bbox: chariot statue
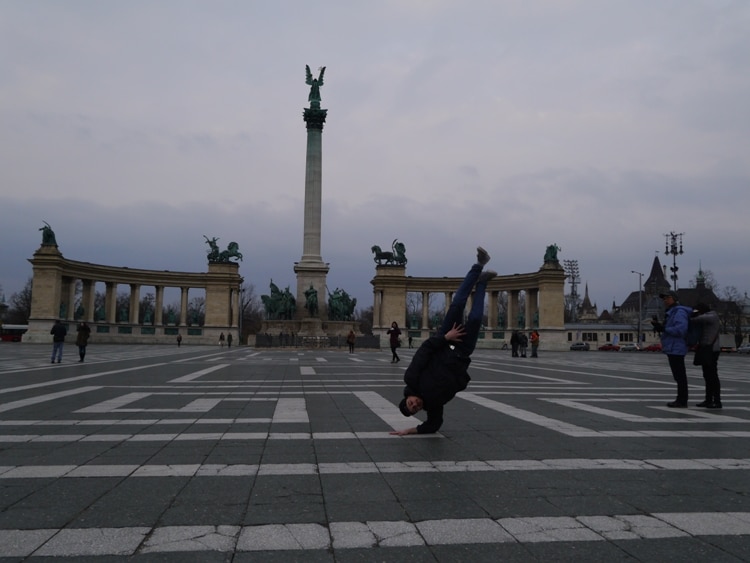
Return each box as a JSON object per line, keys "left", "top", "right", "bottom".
{"left": 204, "top": 236, "right": 242, "bottom": 263}
{"left": 371, "top": 239, "right": 407, "bottom": 266}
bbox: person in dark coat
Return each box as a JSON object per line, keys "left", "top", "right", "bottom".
{"left": 510, "top": 330, "right": 520, "bottom": 357}
{"left": 690, "top": 302, "right": 722, "bottom": 408}
{"left": 391, "top": 247, "right": 496, "bottom": 435}
{"left": 50, "top": 319, "right": 67, "bottom": 363}
{"left": 387, "top": 322, "right": 402, "bottom": 363}
{"left": 75, "top": 322, "right": 91, "bottom": 362}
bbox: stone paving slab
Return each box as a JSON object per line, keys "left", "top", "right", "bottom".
{"left": 0, "top": 345, "right": 749, "bottom": 560}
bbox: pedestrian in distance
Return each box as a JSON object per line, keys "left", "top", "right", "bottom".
{"left": 219, "top": 332, "right": 225, "bottom": 347}
{"left": 408, "top": 335, "right": 413, "bottom": 349}
{"left": 50, "top": 319, "right": 67, "bottom": 363}
{"left": 519, "top": 332, "right": 528, "bottom": 358}
{"left": 651, "top": 290, "right": 692, "bottom": 407}
{"left": 690, "top": 302, "right": 722, "bottom": 408}
{"left": 510, "top": 330, "right": 520, "bottom": 357}
{"left": 530, "top": 330, "right": 540, "bottom": 358}
{"left": 387, "top": 321, "right": 402, "bottom": 363}
{"left": 227, "top": 333, "right": 233, "bottom": 348}
{"left": 346, "top": 330, "right": 356, "bottom": 353}
{"left": 75, "top": 321, "right": 91, "bottom": 362}
{"left": 391, "top": 247, "right": 497, "bottom": 435}
{"left": 176, "top": 334, "right": 182, "bottom": 347}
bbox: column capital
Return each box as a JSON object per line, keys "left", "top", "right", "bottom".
{"left": 303, "top": 107, "right": 328, "bottom": 130}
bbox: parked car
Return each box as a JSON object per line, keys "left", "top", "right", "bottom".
{"left": 598, "top": 343, "right": 620, "bottom": 351}
{"left": 737, "top": 344, "right": 750, "bottom": 354}
{"left": 570, "top": 342, "right": 590, "bottom": 351}
{"left": 644, "top": 343, "right": 662, "bottom": 352}
{"left": 619, "top": 343, "right": 640, "bottom": 352}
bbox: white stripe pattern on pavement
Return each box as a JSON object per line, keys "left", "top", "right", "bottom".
{"left": 1, "top": 458, "right": 748, "bottom": 478}
{"left": 2, "top": 512, "right": 750, "bottom": 556}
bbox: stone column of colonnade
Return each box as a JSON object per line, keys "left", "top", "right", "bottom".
{"left": 129, "top": 284, "right": 140, "bottom": 325}
{"left": 155, "top": 286, "right": 164, "bottom": 326}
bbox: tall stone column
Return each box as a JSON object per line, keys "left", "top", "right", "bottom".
{"left": 294, "top": 101, "right": 330, "bottom": 319}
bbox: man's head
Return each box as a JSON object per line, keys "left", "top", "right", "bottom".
{"left": 659, "top": 290, "right": 678, "bottom": 307}
{"left": 399, "top": 395, "right": 424, "bottom": 416}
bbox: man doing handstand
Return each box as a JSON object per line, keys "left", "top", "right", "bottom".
{"left": 391, "top": 247, "right": 496, "bottom": 435}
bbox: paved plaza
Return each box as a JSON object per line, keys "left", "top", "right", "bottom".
{"left": 0, "top": 342, "right": 749, "bottom": 561}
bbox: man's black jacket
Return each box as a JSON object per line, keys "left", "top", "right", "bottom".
{"left": 402, "top": 335, "right": 471, "bottom": 433}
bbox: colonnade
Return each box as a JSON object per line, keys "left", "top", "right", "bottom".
{"left": 371, "top": 262, "right": 568, "bottom": 350}
{"left": 24, "top": 244, "right": 242, "bottom": 344}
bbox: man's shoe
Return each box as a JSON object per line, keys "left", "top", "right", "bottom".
{"left": 477, "top": 247, "right": 491, "bottom": 266}
{"left": 705, "top": 402, "right": 722, "bottom": 409}
{"left": 477, "top": 270, "right": 497, "bottom": 284}
{"left": 667, "top": 401, "right": 687, "bottom": 408}
{"left": 695, "top": 401, "right": 710, "bottom": 407}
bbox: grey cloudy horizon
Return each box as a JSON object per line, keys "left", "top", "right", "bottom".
{"left": 2, "top": 1, "right": 749, "bottom": 313}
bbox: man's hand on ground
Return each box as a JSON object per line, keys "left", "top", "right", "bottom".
{"left": 389, "top": 427, "right": 418, "bottom": 436}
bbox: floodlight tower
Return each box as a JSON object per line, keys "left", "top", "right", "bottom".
{"left": 631, "top": 270, "right": 643, "bottom": 346}
{"left": 664, "top": 232, "right": 684, "bottom": 291}
{"left": 562, "top": 259, "right": 580, "bottom": 322}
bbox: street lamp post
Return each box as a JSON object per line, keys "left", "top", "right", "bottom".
{"left": 631, "top": 270, "right": 643, "bottom": 347}
{"left": 664, "top": 232, "right": 684, "bottom": 291}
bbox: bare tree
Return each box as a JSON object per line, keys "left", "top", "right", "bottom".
{"left": 355, "top": 306, "right": 373, "bottom": 335}
{"left": 6, "top": 278, "right": 33, "bottom": 324}
{"left": 240, "top": 283, "right": 263, "bottom": 341}
{"left": 187, "top": 296, "right": 205, "bottom": 326}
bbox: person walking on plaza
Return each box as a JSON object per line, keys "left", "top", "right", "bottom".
{"left": 176, "top": 334, "right": 182, "bottom": 347}
{"left": 530, "top": 330, "right": 540, "bottom": 358}
{"left": 50, "top": 319, "right": 67, "bottom": 363}
{"left": 227, "top": 333, "right": 233, "bottom": 348}
{"left": 651, "top": 290, "right": 692, "bottom": 407}
{"left": 391, "top": 247, "right": 497, "bottom": 435}
{"left": 75, "top": 321, "right": 91, "bottom": 362}
{"left": 219, "top": 332, "right": 225, "bottom": 347}
{"left": 346, "top": 330, "right": 356, "bottom": 353}
{"left": 387, "top": 321, "right": 402, "bottom": 363}
{"left": 690, "top": 302, "right": 722, "bottom": 408}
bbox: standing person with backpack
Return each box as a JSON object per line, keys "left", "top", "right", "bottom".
{"left": 690, "top": 303, "right": 722, "bottom": 408}
{"left": 651, "top": 290, "right": 692, "bottom": 407}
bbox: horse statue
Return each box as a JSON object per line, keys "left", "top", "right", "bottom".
{"left": 371, "top": 239, "right": 407, "bottom": 266}
{"left": 371, "top": 245, "right": 394, "bottom": 265}
{"left": 327, "top": 287, "right": 357, "bottom": 321}
{"left": 261, "top": 280, "right": 296, "bottom": 320}
{"left": 218, "top": 241, "right": 243, "bottom": 262}
{"left": 206, "top": 236, "right": 242, "bottom": 262}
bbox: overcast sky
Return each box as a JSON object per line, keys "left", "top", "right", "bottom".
{"left": 2, "top": 1, "right": 749, "bottom": 314}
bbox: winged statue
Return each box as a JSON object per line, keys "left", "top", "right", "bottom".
{"left": 305, "top": 65, "right": 326, "bottom": 107}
